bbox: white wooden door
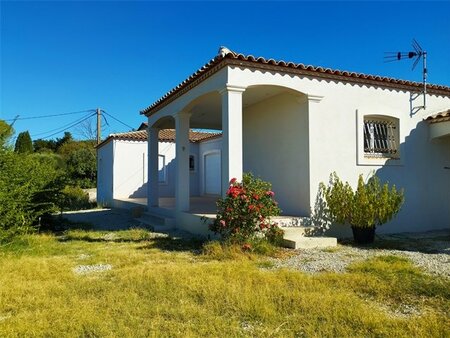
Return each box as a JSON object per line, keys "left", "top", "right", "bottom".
{"left": 204, "top": 152, "right": 221, "bottom": 195}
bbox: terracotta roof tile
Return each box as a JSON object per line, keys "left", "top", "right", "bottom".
{"left": 141, "top": 47, "right": 450, "bottom": 116}
{"left": 97, "top": 129, "right": 221, "bottom": 148}
{"left": 158, "top": 129, "right": 222, "bottom": 142}
{"left": 425, "top": 109, "right": 450, "bottom": 124}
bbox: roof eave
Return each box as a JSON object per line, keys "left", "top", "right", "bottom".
{"left": 141, "top": 51, "right": 450, "bottom": 117}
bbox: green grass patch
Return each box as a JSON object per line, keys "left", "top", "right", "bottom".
{"left": 348, "top": 255, "right": 450, "bottom": 307}
{"left": 0, "top": 232, "right": 448, "bottom": 337}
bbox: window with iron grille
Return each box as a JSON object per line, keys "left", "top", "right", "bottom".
{"left": 363, "top": 118, "right": 398, "bottom": 156}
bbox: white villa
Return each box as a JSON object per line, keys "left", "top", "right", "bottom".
{"left": 102, "top": 47, "right": 450, "bottom": 237}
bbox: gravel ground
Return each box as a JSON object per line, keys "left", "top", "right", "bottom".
{"left": 270, "top": 230, "right": 450, "bottom": 278}
{"left": 62, "top": 209, "right": 449, "bottom": 278}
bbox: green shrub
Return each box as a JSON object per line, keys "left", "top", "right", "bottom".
{"left": 58, "top": 186, "right": 91, "bottom": 212}
{"left": 209, "top": 173, "right": 283, "bottom": 244}
{"left": 64, "top": 146, "right": 96, "bottom": 188}
{"left": 0, "top": 120, "right": 13, "bottom": 149}
{"left": 0, "top": 150, "right": 64, "bottom": 242}
{"left": 320, "top": 172, "right": 404, "bottom": 229}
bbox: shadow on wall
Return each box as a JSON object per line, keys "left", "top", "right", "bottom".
{"left": 317, "top": 120, "right": 450, "bottom": 238}
{"left": 129, "top": 158, "right": 177, "bottom": 199}
{"left": 374, "top": 120, "right": 450, "bottom": 233}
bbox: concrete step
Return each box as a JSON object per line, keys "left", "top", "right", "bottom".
{"left": 281, "top": 226, "right": 314, "bottom": 237}
{"left": 281, "top": 226, "right": 337, "bottom": 249}
{"left": 283, "top": 236, "right": 337, "bottom": 249}
{"left": 135, "top": 212, "right": 176, "bottom": 232}
{"left": 272, "top": 216, "right": 308, "bottom": 227}
{"left": 147, "top": 206, "right": 174, "bottom": 218}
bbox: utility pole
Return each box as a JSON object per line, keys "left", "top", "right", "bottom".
{"left": 96, "top": 108, "right": 101, "bottom": 145}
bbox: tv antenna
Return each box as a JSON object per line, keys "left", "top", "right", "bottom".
{"left": 384, "top": 39, "right": 427, "bottom": 110}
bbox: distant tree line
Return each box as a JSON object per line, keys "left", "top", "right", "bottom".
{"left": 14, "top": 130, "right": 97, "bottom": 188}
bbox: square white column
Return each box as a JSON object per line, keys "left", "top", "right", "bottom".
{"left": 220, "top": 85, "right": 246, "bottom": 197}
{"left": 148, "top": 126, "right": 159, "bottom": 207}
{"left": 175, "top": 112, "right": 191, "bottom": 212}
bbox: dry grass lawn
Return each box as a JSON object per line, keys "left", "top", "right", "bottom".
{"left": 0, "top": 229, "right": 448, "bottom": 337}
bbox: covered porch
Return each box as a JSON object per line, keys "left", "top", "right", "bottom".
{"left": 140, "top": 50, "right": 322, "bottom": 235}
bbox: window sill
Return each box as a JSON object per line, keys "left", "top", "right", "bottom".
{"left": 358, "top": 155, "right": 403, "bottom": 167}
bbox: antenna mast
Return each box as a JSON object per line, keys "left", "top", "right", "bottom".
{"left": 384, "top": 39, "right": 427, "bottom": 109}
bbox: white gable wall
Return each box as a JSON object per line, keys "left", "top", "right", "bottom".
{"left": 113, "top": 140, "right": 148, "bottom": 199}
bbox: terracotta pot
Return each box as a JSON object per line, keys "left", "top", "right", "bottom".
{"left": 351, "top": 226, "right": 375, "bottom": 244}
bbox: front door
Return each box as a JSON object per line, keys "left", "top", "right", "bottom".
{"left": 204, "top": 152, "right": 221, "bottom": 195}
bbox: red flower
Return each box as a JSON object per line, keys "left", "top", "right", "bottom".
{"left": 229, "top": 178, "right": 237, "bottom": 184}
{"left": 253, "top": 194, "right": 260, "bottom": 200}
{"left": 266, "top": 191, "right": 275, "bottom": 197}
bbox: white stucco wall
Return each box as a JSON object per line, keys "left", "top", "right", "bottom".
{"left": 229, "top": 65, "right": 450, "bottom": 234}
{"left": 157, "top": 141, "right": 176, "bottom": 197}
{"left": 306, "top": 83, "right": 450, "bottom": 235}
{"left": 113, "top": 140, "right": 149, "bottom": 199}
{"left": 189, "top": 143, "right": 200, "bottom": 196}
{"left": 97, "top": 141, "right": 114, "bottom": 206}
{"left": 243, "top": 93, "right": 310, "bottom": 215}
{"left": 158, "top": 142, "right": 200, "bottom": 197}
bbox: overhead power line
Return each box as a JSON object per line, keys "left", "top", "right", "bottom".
{"left": 3, "top": 109, "right": 95, "bottom": 122}
{"left": 102, "top": 111, "right": 134, "bottom": 130}
{"left": 8, "top": 108, "right": 134, "bottom": 143}
{"left": 32, "top": 112, "right": 96, "bottom": 138}
{"left": 10, "top": 112, "right": 96, "bottom": 143}
{"left": 40, "top": 113, "right": 97, "bottom": 140}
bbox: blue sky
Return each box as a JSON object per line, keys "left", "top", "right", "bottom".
{"left": 1, "top": 1, "right": 449, "bottom": 141}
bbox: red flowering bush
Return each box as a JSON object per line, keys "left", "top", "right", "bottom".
{"left": 209, "top": 173, "right": 283, "bottom": 244}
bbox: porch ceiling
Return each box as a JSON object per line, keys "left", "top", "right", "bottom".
{"left": 429, "top": 120, "right": 450, "bottom": 139}
{"left": 186, "top": 86, "right": 303, "bottom": 130}
{"left": 426, "top": 109, "right": 450, "bottom": 139}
